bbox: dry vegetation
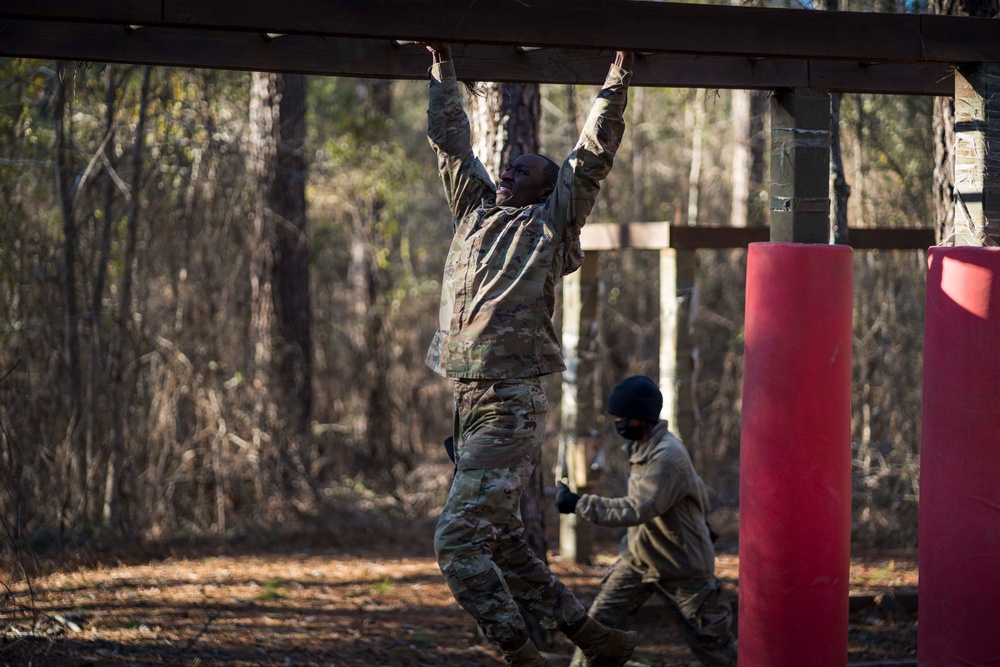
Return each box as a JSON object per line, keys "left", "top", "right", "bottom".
{"left": 0, "top": 33, "right": 939, "bottom": 667}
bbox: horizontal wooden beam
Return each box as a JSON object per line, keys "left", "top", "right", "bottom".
{"left": 0, "top": 20, "right": 955, "bottom": 95}
{"left": 580, "top": 224, "right": 936, "bottom": 250}
{"left": 2, "top": 0, "right": 999, "bottom": 65}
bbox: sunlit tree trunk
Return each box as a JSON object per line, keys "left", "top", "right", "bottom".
{"left": 53, "top": 61, "right": 86, "bottom": 531}
{"left": 731, "top": 89, "right": 752, "bottom": 229}
{"left": 89, "top": 65, "right": 118, "bottom": 521}
{"left": 249, "top": 71, "right": 314, "bottom": 502}
{"left": 349, "top": 79, "right": 398, "bottom": 472}
{"left": 105, "top": 66, "right": 152, "bottom": 530}
{"left": 687, "top": 91, "right": 706, "bottom": 227}
{"left": 470, "top": 83, "right": 541, "bottom": 179}
{"left": 933, "top": 92, "right": 956, "bottom": 243}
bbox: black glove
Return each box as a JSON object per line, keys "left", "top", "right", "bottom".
{"left": 555, "top": 482, "right": 581, "bottom": 514}
{"left": 443, "top": 436, "right": 455, "bottom": 464}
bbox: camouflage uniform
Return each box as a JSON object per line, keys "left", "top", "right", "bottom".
{"left": 427, "top": 58, "right": 631, "bottom": 648}
{"left": 571, "top": 421, "right": 737, "bottom": 667}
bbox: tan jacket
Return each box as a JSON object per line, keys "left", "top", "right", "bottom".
{"left": 424, "top": 60, "right": 631, "bottom": 379}
{"left": 575, "top": 421, "right": 716, "bottom": 582}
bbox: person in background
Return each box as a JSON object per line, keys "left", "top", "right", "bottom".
{"left": 422, "top": 42, "right": 637, "bottom": 667}
{"left": 556, "top": 375, "right": 737, "bottom": 667}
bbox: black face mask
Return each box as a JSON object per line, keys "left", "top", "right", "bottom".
{"left": 614, "top": 420, "right": 646, "bottom": 441}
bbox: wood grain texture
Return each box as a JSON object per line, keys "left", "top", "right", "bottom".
{"left": 2, "top": 0, "right": 998, "bottom": 64}
{"left": 0, "top": 20, "right": 954, "bottom": 95}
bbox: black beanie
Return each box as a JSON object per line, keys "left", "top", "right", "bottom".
{"left": 607, "top": 375, "right": 662, "bottom": 423}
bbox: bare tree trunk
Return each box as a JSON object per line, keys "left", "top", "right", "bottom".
{"left": 825, "top": 0, "right": 852, "bottom": 244}
{"left": 249, "top": 71, "right": 315, "bottom": 503}
{"left": 631, "top": 87, "right": 646, "bottom": 223}
{"left": 269, "top": 73, "right": 312, "bottom": 436}
{"left": 830, "top": 92, "right": 851, "bottom": 244}
{"left": 736, "top": 0, "right": 769, "bottom": 229}
{"left": 248, "top": 73, "right": 278, "bottom": 498}
{"left": 731, "top": 89, "right": 752, "bottom": 229}
{"left": 933, "top": 93, "right": 956, "bottom": 243}
{"left": 105, "top": 66, "right": 152, "bottom": 530}
{"left": 470, "top": 83, "right": 541, "bottom": 178}
{"left": 349, "top": 79, "right": 398, "bottom": 472}
{"left": 53, "top": 61, "right": 86, "bottom": 531}
{"left": 854, "top": 94, "right": 867, "bottom": 229}
{"left": 749, "top": 90, "right": 769, "bottom": 227}
{"left": 90, "top": 65, "right": 118, "bottom": 522}
{"left": 687, "top": 92, "right": 706, "bottom": 227}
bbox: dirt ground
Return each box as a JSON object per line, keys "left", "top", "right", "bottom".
{"left": 1, "top": 531, "right": 918, "bottom": 667}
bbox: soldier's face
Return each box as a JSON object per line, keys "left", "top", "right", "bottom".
{"left": 496, "top": 154, "right": 550, "bottom": 208}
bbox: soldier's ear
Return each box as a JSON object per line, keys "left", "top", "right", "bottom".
{"left": 538, "top": 185, "right": 554, "bottom": 202}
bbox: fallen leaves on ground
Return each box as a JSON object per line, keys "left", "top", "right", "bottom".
{"left": 1, "top": 545, "right": 917, "bottom": 666}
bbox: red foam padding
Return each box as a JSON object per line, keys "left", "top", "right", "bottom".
{"left": 738, "top": 243, "right": 853, "bottom": 667}
{"left": 920, "top": 246, "right": 1000, "bottom": 667}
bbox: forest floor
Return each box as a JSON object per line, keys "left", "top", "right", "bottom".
{"left": 1, "top": 516, "right": 918, "bottom": 667}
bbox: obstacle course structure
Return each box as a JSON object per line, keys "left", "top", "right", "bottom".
{"left": 3, "top": 2, "right": 998, "bottom": 664}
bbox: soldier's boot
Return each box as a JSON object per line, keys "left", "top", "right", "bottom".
{"left": 567, "top": 617, "right": 637, "bottom": 667}
{"left": 500, "top": 638, "right": 556, "bottom": 667}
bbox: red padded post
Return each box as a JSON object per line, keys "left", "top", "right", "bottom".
{"left": 738, "top": 242, "right": 853, "bottom": 667}
{"left": 920, "top": 247, "right": 1000, "bottom": 667}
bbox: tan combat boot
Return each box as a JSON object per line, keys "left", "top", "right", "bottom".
{"left": 500, "top": 638, "right": 556, "bottom": 667}
{"left": 567, "top": 617, "right": 637, "bottom": 667}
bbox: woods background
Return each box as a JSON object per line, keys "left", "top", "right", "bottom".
{"left": 5, "top": 0, "right": 984, "bottom": 568}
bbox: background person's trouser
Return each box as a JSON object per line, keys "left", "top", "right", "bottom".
{"left": 434, "top": 378, "right": 588, "bottom": 647}
{"left": 570, "top": 558, "right": 736, "bottom": 667}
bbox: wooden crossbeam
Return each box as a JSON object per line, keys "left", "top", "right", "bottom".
{"left": 580, "top": 224, "right": 936, "bottom": 250}
{"left": 2, "top": 0, "right": 999, "bottom": 65}
{"left": 0, "top": 19, "right": 956, "bottom": 95}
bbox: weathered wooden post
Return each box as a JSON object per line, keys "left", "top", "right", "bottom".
{"left": 768, "top": 89, "right": 833, "bottom": 244}
{"left": 559, "top": 252, "right": 600, "bottom": 563}
{"left": 659, "top": 247, "right": 698, "bottom": 445}
{"left": 951, "top": 63, "right": 1000, "bottom": 247}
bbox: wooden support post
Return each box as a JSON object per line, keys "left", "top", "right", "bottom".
{"left": 659, "top": 248, "right": 698, "bottom": 445}
{"left": 559, "top": 252, "right": 600, "bottom": 564}
{"left": 769, "top": 89, "right": 832, "bottom": 243}
{"left": 954, "top": 62, "right": 1000, "bottom": 246}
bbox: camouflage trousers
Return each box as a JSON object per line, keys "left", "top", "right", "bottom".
{"left": 570, "top": 558, "right": 737, "bottom": 667}
{"left": 434, "top": 378, "right": 588, "bottom": 647}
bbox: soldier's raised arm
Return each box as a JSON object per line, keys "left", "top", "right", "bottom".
{"left": 422, "top": 42, "right": 495, "bottom": 224}
{"left": 548, "top": 50, "right": 634, "bottom": 275}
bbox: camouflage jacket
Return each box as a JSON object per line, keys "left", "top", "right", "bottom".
{"left": 425, "top": 60, "right": 631, "bottom": 379}
{"left": 576, "top": 421, "right": 717, "bottom": 583}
